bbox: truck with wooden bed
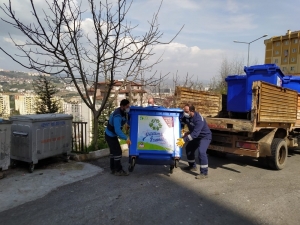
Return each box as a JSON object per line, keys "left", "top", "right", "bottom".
{"left": 175, "top": 81, "right": 300, "bottom": 170}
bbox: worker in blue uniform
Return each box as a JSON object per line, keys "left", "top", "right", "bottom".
{"left": 177, "top": 104, "right": 212, "bottom": 179}
{"left": 105, "top": 99, "right": 131, "bottom": 176}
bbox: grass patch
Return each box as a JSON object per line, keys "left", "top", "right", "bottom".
{"left": 137, "top": 142, "right": 171, "bottom": 151}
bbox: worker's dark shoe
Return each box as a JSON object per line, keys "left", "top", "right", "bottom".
{"left": 110, "top": 170, "right": 115, "bottom": 174}
{"left": 114, "top": 169, "right": 129, "bottom": 176}
{"left": 182, "top": 166, "right": 197, "bottom": 172}
{"left": 195, "top": 174, "right": 208, "bottom": 180}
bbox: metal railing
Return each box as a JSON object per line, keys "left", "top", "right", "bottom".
{"left": 72, "top": 121, "right": 88, "bottom": 153}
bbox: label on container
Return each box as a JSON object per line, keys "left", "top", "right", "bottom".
{"left": 137, "top": 115, "right": 176, "bottom": 151}
{"left": 277, "top": 76, "right": 282, "bottom": 87}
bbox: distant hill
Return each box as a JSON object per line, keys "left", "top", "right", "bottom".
{"left": 0, "top": 71, "right": 31, "bottom": 78}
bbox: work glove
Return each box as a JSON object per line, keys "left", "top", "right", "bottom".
{"left": 126, "top": 138, "right": 131, "bottom": 146}
{"left": 176, "top": 138, "right": 185, "bottom": 148}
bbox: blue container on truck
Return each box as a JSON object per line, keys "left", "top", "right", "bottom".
{"left": 226, "top": 64, "right": 285, "bottom": 113}
{"left": 225, "top": 75, "right": 247, "bottom": 112}
{"left": 128, "top": 106, "right": 183, "bottom": 173}
{"left": 245, "top": 64, "right": 284, "bottom": 112}
{"left": 282, "top": 75, "right": 300, "bottom": 93}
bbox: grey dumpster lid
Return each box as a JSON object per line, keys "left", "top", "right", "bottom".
{"left": 0, "top": 119, "right": 12, "bottom": 124}
{"left": 9, "top": 114, "right": 73, "bottom": 122}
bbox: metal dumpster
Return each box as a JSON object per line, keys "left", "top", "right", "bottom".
{"left": 9, "top": 114, "right": 73, "bottom": 172}
{"left": 0, "top": 120, "right": 12, "bottom": 171}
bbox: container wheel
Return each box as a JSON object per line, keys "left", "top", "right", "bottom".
{"left": 10, "top": 159, "right": 18, "bottom": 169}
{"left": 128, "top": 157, "right": 136, "bottom": 172}
{"left": 28, "top": 163, "right": 35, "bottom": 173}
{"left": 128, "top": 165, "right": 134, "bottom": 172}
{"left": 269, "top": 138, "right": 288, "bottom": 170}
{"left": 170, "top": 165, "right": 174, "bottom": 174}
{"left": 64, "top": 155, "right": 70, "bottom": 163}
{"left": 174, "top": 159, "right": 179, "bottom": 168}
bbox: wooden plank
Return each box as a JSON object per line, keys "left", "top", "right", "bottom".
{"left": 256, "top": 122, "right": 293, "bottom": 129}
{"left": 206, "top": 117, "right": 253, "bottom": 132}
{"left": 295, "top": 94, "right": 300, "bottom": 127}
{"left": 256, "top": 81, "right": 298, "bottom": 123}
{"left": 175, "top": 86, "right": 222, "bottom": 117}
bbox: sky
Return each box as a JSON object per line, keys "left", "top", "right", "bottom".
{"left": 0, "top": 0, "right": 299, "bottom": 84}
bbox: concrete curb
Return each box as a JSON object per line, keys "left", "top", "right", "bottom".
{"left": 71, "top": 144, "right": 128, "bottom": 162}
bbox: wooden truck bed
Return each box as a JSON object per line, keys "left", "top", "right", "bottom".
{"left": 176, "top": 81, "right": 298, "bottom": 132}
{"left": 175, "top": 87, "right": 222, "bottom": 117}
{"left": 295, "top": 94, "right": 300, "bottom": 128}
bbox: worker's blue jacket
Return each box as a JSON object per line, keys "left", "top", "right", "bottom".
{"left": 180, "top": 111, "right": 212, "bottom": 142}
{"left": 105, "top": 108, "right": 128, "bottom": 140}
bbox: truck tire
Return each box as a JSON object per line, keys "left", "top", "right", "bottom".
{"left": 269, "top": 138, "right": 288, "bottom": 170}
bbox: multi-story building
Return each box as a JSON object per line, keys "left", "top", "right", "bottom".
{"left": 264, "top": 30, "right": 300, "bottom": 74}
{"left": 92, "top": 79, "right": 147, "bottom": 106}
{"left": 63, "top": 96, "right": 103, "bottom": 146}
{"left": 0, "top": 94, "right": 10, "bottom": 118}
{"left": 15, "top": 94, "right": 36, "bottom": 115}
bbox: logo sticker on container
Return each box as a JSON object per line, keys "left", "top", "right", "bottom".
{"left": 137, "top": 115, "right": 175, "bottom": 151}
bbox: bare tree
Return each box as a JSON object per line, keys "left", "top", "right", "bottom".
{"left": 209, "top": 56, "right": 245, "bottom": 94}
{"left": 0, "top": 0, "right": 183, "bottom": 149}
{"left": 144, "top": 71, "right": 204, "bottom": 108}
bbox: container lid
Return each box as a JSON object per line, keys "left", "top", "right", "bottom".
{"left": 0, "top": 119, "right": 12, "bottom": 124}
{"left": 129, "top": 106, "right": 183, "bottom": 113}
{"left": 288, "top": 76, "right": 300, "bottom": 81}
{"left": 225, "top": 75, "right": 246, "bottom": 81}
{"left": 9, "top": 113, "right": 73, "bottom": 122}
{"left": 283, "top": 75, "right": 291, "bottom": 80}
{"left": 244, "top": 64, "right": 285, "bottom": 78}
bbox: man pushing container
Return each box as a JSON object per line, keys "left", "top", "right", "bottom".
{"left": 177, "top": 104, "right": 212, "bottom": 179}
{"left": 105, "top": 99, "right": 131, "bottom": 176}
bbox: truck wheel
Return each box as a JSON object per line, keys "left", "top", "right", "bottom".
{"left": 270, "top": 138, "right": 287, "bottom": 170}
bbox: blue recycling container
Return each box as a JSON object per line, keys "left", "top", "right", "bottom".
{"left": 225, "top": 75, "right": 248, "bottom": 112}
{"left": 244, "top": 64, "right": 284, "bottom": 112}
{"left": 128, "top": 106, "right": 183, "bottom": 172}
{"left": 225, "top": 64, "right": 285, "bottom": 113}
{"left": 245, "top": 64, "right": 284, "bottom": 88}
{"left": 282, "top": 75, "right": 300, "bottom": 93}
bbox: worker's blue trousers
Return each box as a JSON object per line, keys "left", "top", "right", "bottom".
{"left": 186, "top": 138, "right": 211, "bottom": 175}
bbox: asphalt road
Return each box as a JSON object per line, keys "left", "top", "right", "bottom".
{"left": 1, "top": 150, "right": 300, "bottom": 225}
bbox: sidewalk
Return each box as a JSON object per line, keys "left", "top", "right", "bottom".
{"left": 0, "top": 158, "right": 103, "bottom": 212}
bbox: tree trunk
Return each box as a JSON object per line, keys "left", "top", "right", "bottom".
{"left": 92, "top": 111, "right": 99, "bottom": 151}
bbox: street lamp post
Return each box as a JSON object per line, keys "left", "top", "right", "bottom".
{"left": 234, "top": 34, "right": 268, "bottom": 67}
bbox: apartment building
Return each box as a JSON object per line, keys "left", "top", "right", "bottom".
{"left": 0, "top": 94, "right": 10, "bottom": 118}
{"left": 63, "top": 96, "right": 102, "bottom": 146}
{"left": 15, "top": 94, "right": 36, "bottom": 115}
{"left": 264, "top": 30, "right": 300, "bottom": 74}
